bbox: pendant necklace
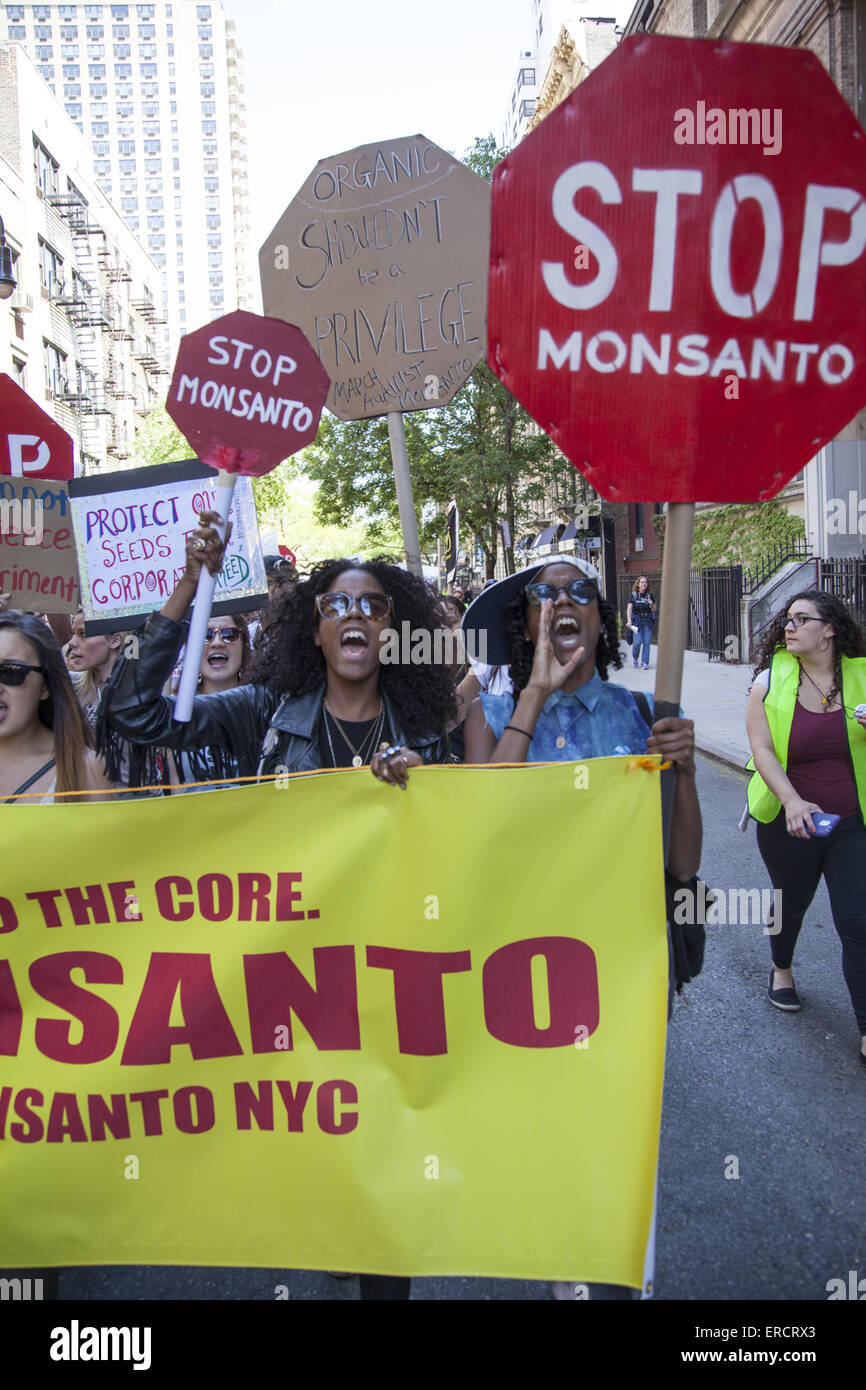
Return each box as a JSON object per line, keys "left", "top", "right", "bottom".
{"left": 799, "top": 665, "right": 838, "bottom": 709}
{"left": 324, "top": 703, "right": 384, "bottom": 767}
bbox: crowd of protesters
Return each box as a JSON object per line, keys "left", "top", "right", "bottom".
{"left": 2, "top": 516, "right": 865, "bottom": 1298}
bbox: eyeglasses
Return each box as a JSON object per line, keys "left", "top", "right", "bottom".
{"left": 0, "top": 660, "right": 46, "bottom": 686}
{"left": 784, "top": 614, "right": 824, "bottom": 629}
{"left": 315, "top": 592, "right": 392, "bottom": 622}
{"left": 204, "top": 627, "right": 242, "bottom": 643}
{"left": 526, "top": 578, "right": 598, "bottom": 607}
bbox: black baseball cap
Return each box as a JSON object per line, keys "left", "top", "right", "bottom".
{"left": 461, "top": 555, "right": 601, "bottom": 666}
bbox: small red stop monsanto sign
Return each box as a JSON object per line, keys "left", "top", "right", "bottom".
{"left": 166, "top": 310, "right": 330, "bottom": 476}
{"left": 488, "top": 37, "right": 866, "bottom": 502}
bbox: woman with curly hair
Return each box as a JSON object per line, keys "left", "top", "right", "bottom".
{"left": 100, "top": 512, "right": 456, "bottom": 790}
{"left": 0, "top": 610, "right": 111, "bottom": 804}
{"left": 462, "top": 557, "right": 701, "bottom": 881}
{"left": 746, "top": 589, "right": 866, "bottom": 1066}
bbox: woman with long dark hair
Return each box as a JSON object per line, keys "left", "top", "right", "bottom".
{"left": 0, "top": 610, "right": 111, "bottom": 803}
{"left": 100, "top": 515, "right": 456, "bottom": 788}
{"left": 746, "top": 589, "right": 866, "bottom": 1066}
{"left": 100, "top": 517, "right": 457, "bottom": 1297}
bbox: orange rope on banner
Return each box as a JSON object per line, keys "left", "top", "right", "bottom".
{"left": 1, "top": 755, "right": 669, "bottom": 801}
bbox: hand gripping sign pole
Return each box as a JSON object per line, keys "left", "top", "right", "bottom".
{"left": 164, "top": 310, "right": 329, "bottom": 721}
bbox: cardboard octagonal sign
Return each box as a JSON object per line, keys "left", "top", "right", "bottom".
{"left": 259, "top": 135, "right": 491, "bottom": 420}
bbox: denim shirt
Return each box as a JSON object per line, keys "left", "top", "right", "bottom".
{"left": 480, "top": 673, "right": 654, "bottom": 761}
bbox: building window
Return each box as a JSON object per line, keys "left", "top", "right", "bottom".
{"left": 66, "top": 103, "right": 83, "bottom": 121}
{"left": 140, "top": 62, "right": 157, "bottom": 76}
{"left": 146, "top": 197, "right": 162, "bottom": 211}
{"left": 120, "top": 159, "right": 137, "bottom": 174}
{"left": 44, "top": 341, "right": 69, "bottom": 395}
{"left": 206, "top": 215, "right": 220, "bottom": 231}
{"left": 207, "top": 252, "right": 221, "bottom": 267}
{"left": 114, "top": 42, "right": 131, "bottom": 58}
{"left": 87, "top": 24, "right": 104, "bottom": 38}
{"left": 62, "top": 64, "right": 80, "bottom": 79}
{"left": 33, "top": 138, "right": 59, "bottom": 196}
{"left": 200, "top": 64, "right": 213, "bottom": 79}
{"left": 60, "top": 44, "right": 79, "bottom": 59}
{"left": 36, "top": 45, "right": 55, "bottom": 61}
{"left": 33, "top": 7, "right": 52, "bottom": 21}
{"left": 202, "top": 120, "right": 216, "bottom": 136}
{"left": 113, "top": 24, "right": 130, "bottom": 39}
{"left": 64, "top": 84, "right": 82, "bottom": 99}
{"left": 90, "top": 83, "right": 107, "bottom": 98}
{"left": 87, "top": 43, "right": 105, "bottom": 58}
{"left": 111, "top": 5, "right": 129, "bottom": 17}
{"left": 198, "top": 25, "right": 212, "bottom": 40}
{"left": 37, "top": 66, "right": 55, "bottom": 84}
{"left": 197, "top": 4, "right": 212, "bottom": 17}
{"left": 118, "top": 139, "right": 135, "bottom": 155}
{"left": 8, "top": 26, "right": 26, "bottom": 39}
{"left": 91, "top": 123, "right": 109, "bottom": 137}
{"left": 121, "top": 197, "right": 138, "bottom": 213}
{"left": 85, "top": 5, "right": 104, "bottom": 19}
{"left": 138, "top": 22, "right": 156, "bottom": 38}
{"left": 200, "top": 82, "right": 214, "bottom": 98}
{"left": 143, "top": 140, "right": 161, "bottom": 155}
{"left": 93, "top": 139, "right": 110, "bottom": 154}
{"left": 38, "top": 239, "right": 64, "bottom": 293}
{"left": 199, "top": 44, "right": 213, "bottom": 59}
{"left": 95, "top": 160, "right": 111, "bottom": 177}
{"left": 116, "top": 81, "right": 133, "bottom": 97}
{"left": 517, "top": 67, "right": 536, "bottom": 89}
{"left": 147, "top": 216, "right": 164, "bottom": 231}
{"left": 89, "top": 62, "right": 106, "bottom": 78}
{"left": 115, "top": 62, "right": 132, "bottom": 76}
{"left": 7, "top": 7, "right": 25, "bottom": 22}
{"left": 519, "top": 100, "right": 535, "bottom": 120}
{"left": 117, "top": 101, "right": 133, "bottom": 116}
{"left": 35, "top": 26, "right": 53, "bottom": 42}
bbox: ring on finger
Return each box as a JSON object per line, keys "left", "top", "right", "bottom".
{"left": 382, "top": 745, "right": 402, "bottom": 761}
{"left": 194, "top": 537, "right": 207, "bottom": 552}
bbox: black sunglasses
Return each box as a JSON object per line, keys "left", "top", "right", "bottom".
{"left": 204, "top": 627, "right": 242, "bottom": 643}
{"left": 526, "top": 578, "right": 598, "bottom": 607}
{"left": 0, "top": 660, "right": 46, "bottom": 686}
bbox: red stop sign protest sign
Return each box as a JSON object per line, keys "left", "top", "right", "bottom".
{"left": 166, "top": 310, "right": 330, "bottom": 475}
{"left": 0, "top": 374, "right": 75, "bottom": 481}
{"left": 488, "top": 37, "right": 866, "bottom": 502}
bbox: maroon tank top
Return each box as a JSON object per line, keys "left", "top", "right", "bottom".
{"left": 786, "top": 701, "right": 858, "bottom": 818}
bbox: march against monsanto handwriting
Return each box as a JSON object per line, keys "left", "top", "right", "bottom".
{"left": 68, "top": 460, "right": 266, "bottom": 630}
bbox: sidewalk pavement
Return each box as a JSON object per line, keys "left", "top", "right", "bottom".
{"left": 610, "top": 643, "right": 752, "bottom": 771}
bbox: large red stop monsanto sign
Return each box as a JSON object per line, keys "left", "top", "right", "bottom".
{"left": 488, "top": 36, "right": 866, "bottom": 502}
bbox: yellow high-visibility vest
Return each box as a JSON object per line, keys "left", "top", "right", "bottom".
{"left": 746, "top": 649, "right": 866, "bottom": 822}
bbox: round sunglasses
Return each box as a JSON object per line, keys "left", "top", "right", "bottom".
{"left": 315, "top": 592, "right": 392, "bottom": 622}
{"left": 525, "top": 578, "right": 598, "bottom": 607}
{"left": 0, "top": 660, "right": 46, "bottom": 686}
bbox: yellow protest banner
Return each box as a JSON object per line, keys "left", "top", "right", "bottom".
{"left": 0, "top": 759, "right": 667, "bottom": 1285}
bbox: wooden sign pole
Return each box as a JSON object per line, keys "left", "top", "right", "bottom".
{"left": 653, "top": 501, "right": 696, "bottom": 862}
{"left": 387, "top": 411, "right": 423, "bottom": 578}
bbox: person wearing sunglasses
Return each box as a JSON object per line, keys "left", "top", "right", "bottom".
{"left": 0, "top": 610, "right": 112, "bottom": 804}
{"left": 746, "top": 590, "right": 866, "bottom": 1066}
{"left": 162, "top": 612, "right": 252, "bottom": 793}
{"left": 459, "top": 555, "right": 700, "bottom": 1301}
{"left": 100, "top": 512, "right": 456, "bottom": 793}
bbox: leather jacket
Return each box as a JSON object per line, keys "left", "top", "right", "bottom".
{"left": 99, "top": 611, "right": 452, "bottom": 781}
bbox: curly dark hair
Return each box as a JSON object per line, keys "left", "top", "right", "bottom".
{"left": 504, "top": 584, "right": 624, "bottom": 698}
{"left": 752, "top": 589, "right": 866, "bottom": 686}
{"left": 249, "top": 557, "right": 458, "bottom": 738}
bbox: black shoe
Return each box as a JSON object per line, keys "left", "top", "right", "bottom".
{"left": 767, "top": 969, "right": 801, "bottom": 1011}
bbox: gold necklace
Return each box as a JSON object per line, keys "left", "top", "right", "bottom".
{"left": 324, "top": 702, "right": 384, "bottom": 767}
{"left": 799, "top": 664, "right": 838, "bottom": 709}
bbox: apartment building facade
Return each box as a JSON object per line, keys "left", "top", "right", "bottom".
{"left": 2, "top": 0, "right": 253, "bottom": 356}
{"left": 1, "top": 40, "right": 164, "bottom": 471}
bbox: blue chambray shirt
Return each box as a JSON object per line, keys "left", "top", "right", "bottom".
{"left": 480, "top": 673, "right": 654, "bottom": 761}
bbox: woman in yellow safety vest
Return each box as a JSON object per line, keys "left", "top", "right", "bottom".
{"left": 745, "top": 589, "right": 866, "bottom": 1069}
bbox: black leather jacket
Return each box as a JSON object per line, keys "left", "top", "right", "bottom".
{"left": 99, "top": 611, "right": 451, "bottom": 781}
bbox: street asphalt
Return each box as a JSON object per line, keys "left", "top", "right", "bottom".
{"left": 57, "top": 754, "right": 865, "bottom": 1302}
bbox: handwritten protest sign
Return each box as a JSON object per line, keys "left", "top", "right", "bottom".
{"left": 68, "top": 460, "right": 266, "bottom": 633}
{"left": 260, "top": 136, "right": 491, "bottom": 420}
{"left": 0, "top": 760, "right": 666, "bottom": 1283}
{"left": 0, "top": 475, "right": 79, "bottom": 611}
